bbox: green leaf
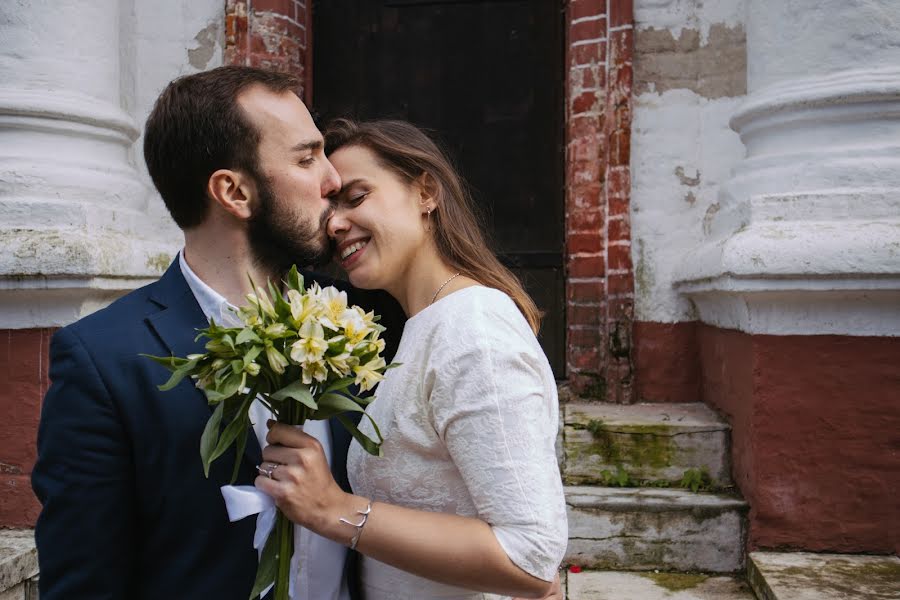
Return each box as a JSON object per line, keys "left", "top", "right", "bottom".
{"left": 140, "top": 353, "right": 191, "bottom": 371}
{"left": 336, "top": 414, "right": 383, "bottom": 457}
{"left": 243, "top": 345, "right": 263, "bottom": 366}
{"left": 270, "top": 380, "right": 318, "bottom": 410}
{"left": 208, "top": 410, "right": 249, "bottom": 466}
{"left": 236, "top": 327, "right": 262, "bottom": 345}
{"left": 309, "top": 392, "right": 364, "bottom": 420}
{"left": 268, "top": 280, "right": 291, "bottom": 320}
{"left": 154, "top": 356, "right": 201, "bottom": 391}
{"left": 230, "top": 422, "right": 249, "bottom": 484}
{"left": 248, "top": 523, "right": 279, "bottom": 599}
{"left": 324, "top": 376, "right": 355, "bottom": 394}
{"left": 200, "top": 402, "right": 224, "bottom": 478}
{"left": 286, "top": 265, "right": 304, "bottom": 292}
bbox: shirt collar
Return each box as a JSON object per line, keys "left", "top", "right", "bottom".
{"left": 178, "top": 250, "right": 240, "bottom": 325}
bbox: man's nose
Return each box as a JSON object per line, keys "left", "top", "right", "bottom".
{"left": 321, "top": 157, "right": 341, "bottom": 197}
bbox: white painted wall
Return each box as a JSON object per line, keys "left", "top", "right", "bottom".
{"left": 674, "top": 0, "right": 900, "bottom": 336}
{"left": 630, "top": 0, "right": 747, "bottom": 324}
{"left": 0, "top": 0, "right": 224, "bottom": 328}
{"left": 634, "top": 0, "right": 900, "bottom": 336}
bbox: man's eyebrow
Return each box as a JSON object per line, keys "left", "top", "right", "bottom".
{"left": 291, "top": 139, "right": 323, "bottom": 152}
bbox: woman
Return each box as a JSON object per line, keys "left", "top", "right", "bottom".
{"left": 256, "top": 119, "right": 567, "bottom": 599}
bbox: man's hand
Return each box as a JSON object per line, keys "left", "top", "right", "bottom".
{"left": 513, "top": 571, "right": 563, "bottom": 600}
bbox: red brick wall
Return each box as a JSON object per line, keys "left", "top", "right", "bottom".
{"left": 225, "top": 0, "right": 312, "bottom": 101}
{"left": 565, "top": 0, "right": 635, "bottom": 402}
{"left": 0, "top": 329, "right": 52, "bottom": 527}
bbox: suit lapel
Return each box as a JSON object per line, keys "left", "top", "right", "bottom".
{"left": 146, "top": 260, "right": 263, "bottom": 467}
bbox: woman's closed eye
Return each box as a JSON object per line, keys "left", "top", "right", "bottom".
{"left": 349, "top": 191, "right": 369, "bottom": 205}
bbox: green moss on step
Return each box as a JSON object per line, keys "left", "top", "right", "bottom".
{"left": 638, "top": 572, "right": 709, "bottom": 592}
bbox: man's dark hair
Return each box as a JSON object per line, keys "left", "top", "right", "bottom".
{"left": 143, "top": 66, "right": 301, "bottom": 229}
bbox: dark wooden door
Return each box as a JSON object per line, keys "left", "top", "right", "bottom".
{"left": 313, "top": 0, "right": 565, "bottom": 377}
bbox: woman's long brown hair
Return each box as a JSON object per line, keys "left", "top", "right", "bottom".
{"left": 324, "top": 119, "right": 542, "bottom": 334}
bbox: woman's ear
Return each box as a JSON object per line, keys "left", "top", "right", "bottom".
{"left": 415, "top": 172, "right": 440, "bottom": 209}
{"left": 207, "top": 168, "right": 255, "bottom": 221}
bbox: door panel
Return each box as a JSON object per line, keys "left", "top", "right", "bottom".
{"left": 314, "top": 0, "right": 565, "bottom": 376}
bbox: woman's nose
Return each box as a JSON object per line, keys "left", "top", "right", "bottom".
{"left": 326, "top": 207, "right": 349, "bottom": 239}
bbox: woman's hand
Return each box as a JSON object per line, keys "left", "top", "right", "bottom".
{"left": 254, "top": 422, "right": 361, "bottom": 542}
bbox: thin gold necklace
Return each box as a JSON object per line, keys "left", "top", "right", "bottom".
{"left": 430, "top": 272, "right": 461, "bottom": 305}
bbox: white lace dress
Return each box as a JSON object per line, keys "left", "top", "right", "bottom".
{"left": 347, "top": 286, "right": 568, "bottom": 600}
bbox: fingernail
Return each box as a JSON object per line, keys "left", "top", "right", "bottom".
{"left": 267, "top": 419, "right": 275, "bottom": 429}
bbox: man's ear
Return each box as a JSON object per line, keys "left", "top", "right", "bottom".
{"left": 207, "top": 169, "right": 255, "bottom": 221}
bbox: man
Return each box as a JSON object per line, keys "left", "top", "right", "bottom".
{"left": 32, "top": 66, "right": 404, "bottom": 599}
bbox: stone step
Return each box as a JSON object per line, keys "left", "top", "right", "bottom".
{"left": 566, "top": 486, "right": 748, "bottom": 573}
{"left": 563, "top": 570, "right": 756, "bottom": 600}
{"left": 562, "top": 402, "right": 732, "bottom": 488}
{"left": 747, "top": 551, "right": 900, "bottom": 600}
{"left": 0, "top": 529, "right": 38, "bottom": 600}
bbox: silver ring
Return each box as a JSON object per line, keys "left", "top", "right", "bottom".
{"left": 256, "top": 463, "right": 279, "bottom": 479}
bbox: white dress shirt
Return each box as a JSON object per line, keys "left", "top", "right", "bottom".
{"left": 179, "top": 251, "right": 350, "bottom": 600}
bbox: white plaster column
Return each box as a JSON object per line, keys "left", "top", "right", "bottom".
{"left": 674, "top": 0, "right": 900, "bottom": 335}
{"left": 0, "top": 0, "right": 177, "bottom": 328}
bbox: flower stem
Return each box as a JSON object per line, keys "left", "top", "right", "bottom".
{"left": 273, "top": 399, "right": 305, "bottom": 600}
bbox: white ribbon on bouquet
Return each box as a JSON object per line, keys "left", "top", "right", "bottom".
{"left": 221, "top": 485, "right": 301, "bottom": 599}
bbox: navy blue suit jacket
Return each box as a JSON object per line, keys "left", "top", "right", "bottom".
{"left": 31, "top": 260, "right": 404, "bottom": 599}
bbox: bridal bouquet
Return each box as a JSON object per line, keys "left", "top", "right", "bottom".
{"left": 144, "top": 266, "right": 393, "bottom": 600}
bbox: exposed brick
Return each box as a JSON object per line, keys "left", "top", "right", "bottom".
{"left": 568, "top": 303, "right": 603, "bottom": 327}
{"left": 568, "top": 326, "right": 604, "bottom": 348}
{"left": 571, "top": 345, "right": 602, "bottom": 371}
{"left": 567, "top": 207, "right": 604, "bottom": 232}
{"left": 570, "top": 16, "right": 607, "bottom": 43}
{"left": 253, "top": 0, "right": 294, "bottom": 15}
{"left": 568, "top": 0, "right": 606, "bottom": 22}
{"left": 607, "top": 272, "right": 635, "bottom": 295}
{"left": 570, "top": 41, "right": 606, "bottom": 67}
{"left": 608, "top": 0, "right": 635, "bottom": 28}
{"left": 569, "top": 159, "right": 603, "bottom": 186}
{"left": 608, "top": 296, "right": 634, "bottom": 319}
{"left": 608, "top": 243, "right": 633, "bottom": 270}
{"left": 609, "top": 129, "right": 631, "bottom": 166}
{"left": 608, "top": 195, "right": 629, "bottom": 218}
{"left": 568, "top": 255, "right": 605, "bottom": 279}
{"left": 567, "top": 184, "right": 602, "bottom": 211}
{"left": 568, "top": 114, "right": 602, "bottom": 142}
{"left": 609, "top": 27, "right": 635, "bottom": 64}
{"left": 606, "top": 167, "right": 630, "bottom": 198}
{"left": 571, "top": 90, "right": 602, "bottom": 114}
{"left": 567, "top": 232, "right": 603, "bottom": 255}
{"left": 608, "top": 216, "right": 631, "bottom": 242}
{"left": 567, "top": 280, "right": 606, "bottom": 303}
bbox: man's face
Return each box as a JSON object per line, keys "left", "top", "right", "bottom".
{"left": 237, "top": 86, "right": 341, "bottom": 273}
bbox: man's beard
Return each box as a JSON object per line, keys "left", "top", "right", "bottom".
{"left": 246, "top": 173, "right": 335, "bottom": 275}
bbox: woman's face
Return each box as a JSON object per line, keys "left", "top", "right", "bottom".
{"left": 326, "top": 145, "right": 431, "bottom": 291}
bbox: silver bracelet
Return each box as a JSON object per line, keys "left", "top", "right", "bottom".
{"left": 338, "top": 499, "right": 372, "bottom": 550}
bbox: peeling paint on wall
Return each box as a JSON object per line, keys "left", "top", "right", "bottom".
{"left": 635, "top": 24, "right": 746, "bottom": 99}
{"left": 188, "top": 21, "right": 221, "bottom": 70}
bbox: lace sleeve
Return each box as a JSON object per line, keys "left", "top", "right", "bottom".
{"left": 428, "top": 317, "right": 568, "bottom": 582}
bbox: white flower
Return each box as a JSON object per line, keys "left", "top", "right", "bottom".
{"left": 354, "top": 356, "right": 386, "bottom": 392}
{"left": 290, "top": 319, "right": 328, "bottom": 365}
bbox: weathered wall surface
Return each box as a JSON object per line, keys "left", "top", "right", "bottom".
{"left": 630, "top": 0, "right": 747, "bottom": 402}
{"left": 0, "top": 0, "right": 224, "bottom": 528}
